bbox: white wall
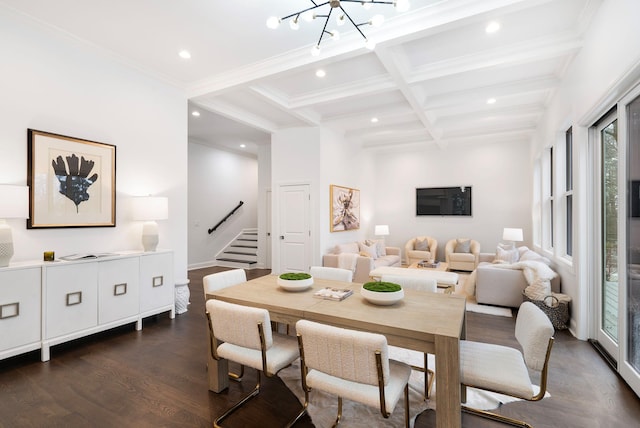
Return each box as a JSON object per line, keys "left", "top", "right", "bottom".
{"left": 0, "top": 7, "right": 188, "bottom": 279}
{"left": 187, "top": 142, "right": 258, "bottom": 269}
{"left": 374, "top": 140, "right": 532, "bottom": 261}
{"left": 531, "top": 0, "right": 640, "bottom": 339}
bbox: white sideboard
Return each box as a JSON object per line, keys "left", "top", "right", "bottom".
{"left": 0, "top": 250, "right": 174, "bottom": 362}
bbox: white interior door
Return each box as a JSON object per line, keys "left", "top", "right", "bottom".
{"left": 266, "top": 190, "right": 272, "bottom": 269}
{"left": 278, "top": 184, "right": 310, "bottom": 273}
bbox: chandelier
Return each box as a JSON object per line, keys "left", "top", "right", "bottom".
{"left": 266, "top": 0, "right": 411, "bottom": 56}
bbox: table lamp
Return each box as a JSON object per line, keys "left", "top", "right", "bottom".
{"left": 132, "top": 196, "right": 168, "bottom": 252}
{"left": 502, "top": 227, "right": 523, "bottom": 249}
{"left": 375, "top": 224, "right": 389, "bottom": 244}
{"left": 0, "top": 185, "right": 29, "bottom": 267}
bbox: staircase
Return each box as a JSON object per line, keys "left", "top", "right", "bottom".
{"left": 215, "top": 228, "right": 258, "bottom": 269}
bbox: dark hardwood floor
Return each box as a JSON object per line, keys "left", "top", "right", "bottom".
{"left": 1, "top": 266, "right": 639, "bottom": 427}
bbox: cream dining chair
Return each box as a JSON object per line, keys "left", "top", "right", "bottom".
{"left": 203, "top": 268, "right": 247, "bottom": 381}
{"left": 207, "top": 299, "right": 300, "bottom": 428}
{"left": 288, "top": 319, "right": 412, "bottom": 428}
{"left": 381, "top": 274, "right": 438, "bottom": 399}
{"left": 309, "top": 266, "right": 353, "bottom": 282}
{"left": 460, "top": 301, "right": 555, "bottom": 428}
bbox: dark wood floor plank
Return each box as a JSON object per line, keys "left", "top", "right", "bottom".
{"left": 0, "top": 266, "right": 638, "bottom": 427}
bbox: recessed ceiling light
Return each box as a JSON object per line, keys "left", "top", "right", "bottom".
{"left": 316, "top": 69, "right": 326, "bottom": 78}
{"left": 487, "top": 98, "right": 497, "bottom": 104}
{"left": 178, "top": 50, "right": 191, "bottom": 59}
{"left": 486, "top": 21, "right": 500, "bottom": 34}
{"left": 191, "top": 111, "right": 200, "bottom": 117}
{"left": 240, "top": 144, "right": 246, "bottom": 148}
{"left": 371, "top": 117, "right": 379, "bottom": 123}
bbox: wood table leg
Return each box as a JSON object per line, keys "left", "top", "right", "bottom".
{"left": 435, "top": 335, "right": 461, "bottom": 428}
{"left": 208, "top": 350, "right": 229, "bottom": 393}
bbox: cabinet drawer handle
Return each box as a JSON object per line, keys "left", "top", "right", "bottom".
{"left": 66, "top": 291, "right": 82, "bottom": 306}
{"left": 152, "top": 275, "right": 164, "bottom": 287}
{"left": 114, "top": 283, "right": 127, "bottom": 296}
{"left": 0, "top": 302, "right": 19, "bottom": 319}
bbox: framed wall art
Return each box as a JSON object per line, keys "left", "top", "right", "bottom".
{"left": 27, "top": 129, "right": 116, "bottom": 228}
{"left": 330, "top": 184, "right": 360, "bottom": 232}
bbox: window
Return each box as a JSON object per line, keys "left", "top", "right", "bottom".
{"left": 543, "top": 147, "right": 554, "bottom": 251}
{"left": 565, "top": 127, "right": 573, "bottom": 257}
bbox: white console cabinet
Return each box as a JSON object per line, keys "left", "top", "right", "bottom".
{"left": 0, "top": 264, "right": 42, "bottom": 360}
{"left": 0, "top": 250, "right": 174, "bottom": 362}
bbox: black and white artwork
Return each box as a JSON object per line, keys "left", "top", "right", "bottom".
{"left": 27, "top": 129, "right": 116, "bottom": 228}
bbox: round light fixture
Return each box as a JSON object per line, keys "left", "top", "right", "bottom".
{"left": 486, "top": 21, "right": 500, "bottom": 34}
{"left": 487, "top": 98, "right": 497, "bottom": 104}
{"left": 191, "top": 111, "right": 200, "bottom": 117}
{"left": 266, "top": 16, "right": 281, "bottom": 29}
{"left": 371, "top": 117, "right": 379, "bottom": 123}
{"left": 178, "top": 50, "right": 191, "bottom": 59}
{"left": 316, "top": 69, "right": 326, "bottom": 78}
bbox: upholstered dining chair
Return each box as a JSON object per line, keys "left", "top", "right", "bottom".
{"left": 288, "top": 319, "right": 412, "bottom": 428}
{"left": 309, "top": 266, "right": 353, "bottom": 282}
{"left": 445, "top": 238, "right": 480, "bottom": 271}
{"left": 381, "top": 273, "right": 437, "bottom": 399}
{"left": 404, "top": 236, "right": 438, "bottom": 266}
{"left": 460, "top": 301, "right": 555, "bottom": 428}
{"left": 206, "top": 299, "right": 300, "bottom": 428}
{"left": 203, "top": 268, "right": 248, "bottom": 381}
{"left": 202, "top": 268, "right": 246, "bottom": 300}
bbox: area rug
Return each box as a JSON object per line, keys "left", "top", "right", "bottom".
{"left": 280, "top": 349, "right": 536, "bottom": 427}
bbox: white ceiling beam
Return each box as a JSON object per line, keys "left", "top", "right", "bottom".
{"left": 194, "top": 99, "right": 279, "bottom": 134}
{"left": 374, "top": 46, "right": 443, "bottom": 146}
{"left": 407, "top": 31, "right": 583, "bottom": 83}
{"left": 248, "top": 85, "right": 321, "bottom": 126}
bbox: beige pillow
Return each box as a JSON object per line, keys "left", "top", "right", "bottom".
{"left": 496, "top": 244, "right": 519, "bottom": 263}
{"left": 454, "top": 239, "right": 471, "bottom": 253}
{"left": 358, "top": 242, "right": 378, "bottom": 259}
{"left": 365, "top": 239, "right": 386, "bottom": 257}
{"left": 414, "top": 238, "right": 429, "bottom": 251}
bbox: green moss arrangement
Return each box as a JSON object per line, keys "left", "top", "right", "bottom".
{"left": 279, "top": 272, "right": 312, "bottom": 280}
{"left": 363, "top": 281, "right": 402, "bottom": 292}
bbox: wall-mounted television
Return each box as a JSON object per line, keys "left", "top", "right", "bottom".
{"left": 416, "top": 186, "right": 472, "bottom": 216}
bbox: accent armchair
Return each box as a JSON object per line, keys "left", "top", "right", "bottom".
{"left": 404, "top": 236, "right": 438, "bottom": 266}
{"left": 445, "top": 238, "right": 480, "bottom": 271}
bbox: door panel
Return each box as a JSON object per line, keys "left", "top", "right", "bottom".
{"left": 278, "top": 184, "right": 310, "bottom": 273}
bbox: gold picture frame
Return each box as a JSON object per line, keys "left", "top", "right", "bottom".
{"left": 330, "top": 184, "right": 360, "bottom": 232}
{"left": 27, "top": 129, "right": 116, "bottom": 228}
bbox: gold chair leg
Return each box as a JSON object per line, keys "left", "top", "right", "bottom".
{"left": 409, "top": 353, "right": 434, "bottom": 400}
{"left": 227, "top": 364, "right": 244, "bottom": 382}
{"left": 331, "top": 397, "right": 343, "bottom": 428}
{"left": 213, "top": 371, "right": 261, "bottom": 427}
{"left": 462, "top": 405, "right": 533, "bottom": 428}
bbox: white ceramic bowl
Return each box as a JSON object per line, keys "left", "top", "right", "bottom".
{"left": 277, "top": 276, "right": 314, "bottom": 291}
{"left": 360, "top": 286, "right": 404, "bottom": 305}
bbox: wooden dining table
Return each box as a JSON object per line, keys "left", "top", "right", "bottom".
{"left": 206, "top": 274, "right": 467, "bottom": 428}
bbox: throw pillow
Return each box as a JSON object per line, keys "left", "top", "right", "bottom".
{"left": 495, "top": 243, "right": 519, "bottom": 263}
{"left": 359, "top": 251, "right": 371, "bottom": 258}
{"left": 358, "top": 242, "right": 378, "bottom": 259}
{"left": 454, "top": 239, "right": 471, "bottom": 253}
{"left": 365, "top": 239, "right": 386, "bottom": 257}
{"left": 414, "top": 238, "right": 429, "bottom": 251}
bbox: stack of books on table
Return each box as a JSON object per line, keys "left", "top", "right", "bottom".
{"left": 313, "top": 287, "right": 353, "bottom": 301}
{"left": 418, "top": 260, "right": 440, "bottom": 268}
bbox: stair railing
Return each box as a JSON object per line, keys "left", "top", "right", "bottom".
{"left": 208, "top": 201, "right": 244, "bottom": 234}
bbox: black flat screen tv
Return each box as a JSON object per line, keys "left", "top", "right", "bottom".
{"left": 416, "top": 186, "right": 472, "bottom": 216}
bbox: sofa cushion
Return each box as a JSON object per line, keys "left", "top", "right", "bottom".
{"left": 455, "top": 239, "right": 471, "bottom": 253}
{"left": 359, "top": 242, "right": 378, "bottom": 259}
{"left": 414, "top": 238, "right": 429, "bottom": 251}
{"left": 450, "top": 253, "right": 475, "bottom": 262}
{"left": 373, "top": 254, "right": 401, "bottom": 268}
{"left": 336, "top": 242, "right": 359, "bottom": 254}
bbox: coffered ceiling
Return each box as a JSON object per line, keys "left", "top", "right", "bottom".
{"left": 1, "top": 0, "right": 600, "bottom": 154}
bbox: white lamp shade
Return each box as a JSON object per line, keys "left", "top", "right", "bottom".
{"left": 0, "top": 185, "right": 29, "bottom": 219}
{"left": 502, "top": 228, "right": 523, "bottom": 242}
{"left": 131, "top": 196, "right": 168, "bottom": 221}
{"left": 375, "top": 224, "right": 389, "bottom": 236}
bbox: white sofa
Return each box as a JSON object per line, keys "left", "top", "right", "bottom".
{"left": 475, "top": 248, "right": 561, "bottom": 307}
{"left": 322, "top": 241, "right": 401, "bottom": 283}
